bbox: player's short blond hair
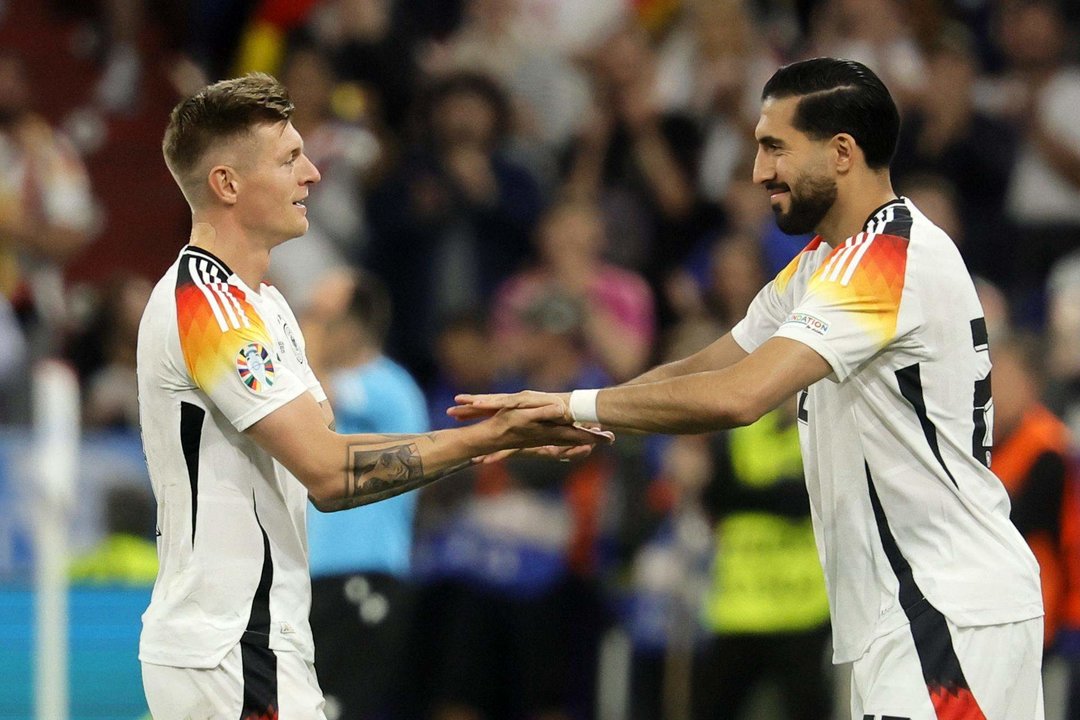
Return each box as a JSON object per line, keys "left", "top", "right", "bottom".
{"left": 162, "top": 73, "right": 294, "bottom": 205}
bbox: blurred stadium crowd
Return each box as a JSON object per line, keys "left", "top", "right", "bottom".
{"left": 4, "top": 0, "right": 1080, "bottom": 718}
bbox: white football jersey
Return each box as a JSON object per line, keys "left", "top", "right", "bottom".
{"left": 137, "top": 245, "right": 325, "bottom": 669}
{"left": 732, "top": 198, "right": 1042, "bottom": 663}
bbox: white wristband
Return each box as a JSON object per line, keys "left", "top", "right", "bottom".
{"left": 569, "top": 389, "right": 601, "bottom": 424}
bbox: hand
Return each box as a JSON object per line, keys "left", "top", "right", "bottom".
{"left": 481, "top": 402, "right": 613, "bottom": 454}
{"left": 449, "top": 390, "right": 573, "bottom": 422}
{"left": 472, "top": 443, "right": 599, "bottom": 465}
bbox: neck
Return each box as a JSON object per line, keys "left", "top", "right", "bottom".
{"left": 816, "top": 172, "right": 898, "bottom": 248}
{"left": 188, "top": 218, "right": 271, "bottom": 289}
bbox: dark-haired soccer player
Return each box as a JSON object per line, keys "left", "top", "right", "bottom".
{"left": 136, "top": 74, "right": 608, "bottom": 719}
{"left": 455, "top": 58, "right": 1045, "bottom": 719}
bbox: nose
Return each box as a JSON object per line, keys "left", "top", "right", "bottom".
{"left": 752, "top": 146, "right": 774, "bottom": 186}
{"left": 301, "top": 154, "right": 321, "bottom": 185}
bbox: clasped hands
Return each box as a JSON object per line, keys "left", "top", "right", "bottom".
{"left": 449, "top": 390, "right": 613, "bottom": 463}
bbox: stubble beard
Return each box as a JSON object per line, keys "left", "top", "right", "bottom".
{"left": 773, "top": 172, "right": 838, "bottom": 236}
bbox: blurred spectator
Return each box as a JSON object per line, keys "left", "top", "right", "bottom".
{"left": 302, "top": 269, "right": 429, "bottom": 720}
{"left": 693, "top": 401, "right": 832, "bottom": 720}
{"left": 892, "top": 27, "right": 1018, "bottom": 287}
{"left": 563, "top": 22, "right": 710, "bottom": 285}
{"left": 0, "top": 292, "right": 26, "bottom": 420}
{"left": 990, "top": 0, "right": 1080, "bottom": 306}
{"left": 491, "top": 199, "right": 655, "bottom": 382}
{"left": 806, "top": 0, "right": 925, "bottom": 108}
{"left": 426, "top": 309, "right": 500, "bottom": 429}
{"left": 94, "top": 0, "right": 145, "bottom": 113}
{"left": 312, "top": 0, "right": 421, "bottom": 132}
{"left": 69, "top": 483, "right": 158, "bottom": 586}
{"left": 232, "top": 0, "right": 321, "bottom": 76}
{"left": 270, "top": 43, "right": 379, "bottom": 310}
{"left": 0, "top": 50, "right": 97, "bottom": 355}
{"left": 616, "top": 432, "right": 713, "bottom": 720}
{"left": 416, "top": 293, "right": 614, "bottom": 720}
{"left": 366, "top": 71, "right": 544, "bottom": 386}
{"left": 1046, "top": 250, "right": 1080, "bottom": 439}
{"left": 659, "top": 229, "right": 767, "bottom": 388}
{"left": 989, "top": 334, "right": 1080, "bottom": 716}
{"left": 423, "top": 0, "right": 591, "bottom": 151}
{"left": 654, "top": 0, "right": 776, "bottom": 206}
{"left": 74, "top": 273, "right": 152, "bottom": 430}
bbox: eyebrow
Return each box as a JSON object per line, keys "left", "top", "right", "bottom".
{"left": 758, "top": 135, "right": 785, "bottom": 148}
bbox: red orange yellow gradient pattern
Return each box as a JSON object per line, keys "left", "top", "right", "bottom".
{"left": 176, "top": 275, "right": 273, "bottom": 394}
{"left": 807, "top": 233, "right": 909, "bottom": 348}
{"left": 929, "top": 684, "right": 987, "bottom": 719}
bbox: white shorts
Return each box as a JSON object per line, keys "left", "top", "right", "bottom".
{"left": 142, "top": 641, "right": 327, "bottom": 720}
{"left": 849, "top": 608, "right": 1044, "bottom": 720}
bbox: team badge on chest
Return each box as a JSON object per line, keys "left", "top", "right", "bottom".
{"left": 236, "top": 342, "right": 276, "bottom": 392}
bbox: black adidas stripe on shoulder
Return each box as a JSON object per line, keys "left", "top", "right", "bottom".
{"left": 865, "top": 200, "right": 913, "bottom": 240}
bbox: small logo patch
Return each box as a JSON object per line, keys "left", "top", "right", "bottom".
{"left": 784, "top": 312, "right": 830, "bottom": 336}
{"left": 237, "top": 342, "right": 275, "bottom": 392}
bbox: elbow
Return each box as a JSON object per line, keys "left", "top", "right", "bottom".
{"left": 300, "top": 466, "right": 344, "bottom": 510}
{"left": 724, "top": 391, "right": 768, "bottom": 429}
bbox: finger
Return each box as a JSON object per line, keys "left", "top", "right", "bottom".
{"left": 514, "top": 404, "right": 572, "bottom": 424}
{"left": 446, "top": 405, "right": 498, "bottom": 421}
{"left": 573, "top": 423, "right": 614, "bottom": 443}
{"left": 478, "top": 448, "right": 520, "bottom": 464}
{"left": 541, "top": 425, "right": 613, "bottom": 446}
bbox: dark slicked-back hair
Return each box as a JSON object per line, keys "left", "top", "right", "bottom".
{"left": 162, "top": 73, "right": 294, "bottom": 202}
{"left": 762, "top": 58, "right": 899, "bottom": 170}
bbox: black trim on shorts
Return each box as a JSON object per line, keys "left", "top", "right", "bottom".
{"left": 240, "top": 640, "right": 278, "bottom": 720}
{"left": 179, "top": 402, "right": 205, "bottom": 546}
{"left": 865, "top": 464, "right": 986, "bottom": 719}
{"left": 895, "top": 364, "right": 958, "bottom": 488}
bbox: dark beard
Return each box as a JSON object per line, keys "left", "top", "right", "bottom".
{"left": 773, "top": 173, "right": 837, "bottom": 235}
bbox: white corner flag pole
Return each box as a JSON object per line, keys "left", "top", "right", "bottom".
{"left": 32, "top": 360, "right": 79, "bottom": 720}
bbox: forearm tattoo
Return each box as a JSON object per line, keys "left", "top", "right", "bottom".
{"left": 313, "top": 440, "right": 471, "bottom": 512}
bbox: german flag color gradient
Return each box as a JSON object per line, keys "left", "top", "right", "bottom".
{"left": 176, "top": 261, "right": 273, "bottom": 394}
{"left": 807, "top": 233, "right": 909, "bottom": 348}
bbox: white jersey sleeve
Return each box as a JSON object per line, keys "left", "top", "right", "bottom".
{"left": 732, "top": 237, "right": 828, "bottom": 353}
{"left": 772, "top": 232, "right": 924, "bottom": 382}
{"left": 176, "top": 255, "right": 308, "bottom": 431}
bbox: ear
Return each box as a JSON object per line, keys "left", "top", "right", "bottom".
{"left": 832, "top": 133, "right": 857, "bottom": 175}
{"left": 206, "top": 164, "right": 240, "bottom": 206}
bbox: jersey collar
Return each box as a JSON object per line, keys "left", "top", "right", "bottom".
{"left": 181, "top": 245, "right": 234, "bottom": 278}
{"left": 862, "top": 196, "right": 907, "bottom": 233}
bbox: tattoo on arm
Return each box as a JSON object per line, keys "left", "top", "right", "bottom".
{"left": 312, "top": 441, "right": 471, "bottom": 512}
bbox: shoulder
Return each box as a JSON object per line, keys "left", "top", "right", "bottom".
{"left": 175, "top": 248, "right": 265, "bottom": 334}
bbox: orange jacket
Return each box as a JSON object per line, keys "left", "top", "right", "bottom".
{"left": 992, "top": 405, "right": 1075, "bottom": 645}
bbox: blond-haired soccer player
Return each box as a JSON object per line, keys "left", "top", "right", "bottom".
{"left": 456, "top": 59, "right": 1044, "bottom": 720}
{"left": 136, "top": 73, "right": 607, "bottom": 719}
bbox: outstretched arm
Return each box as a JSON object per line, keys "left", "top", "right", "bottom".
{"left": 621, "top": 332, "right": 749, "bottom": 386}
{"left": 453, "top": 337, "right": 830, "bottom": 435}
{"left": 249, "top": 391, "right": 610, "bottom": 512}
